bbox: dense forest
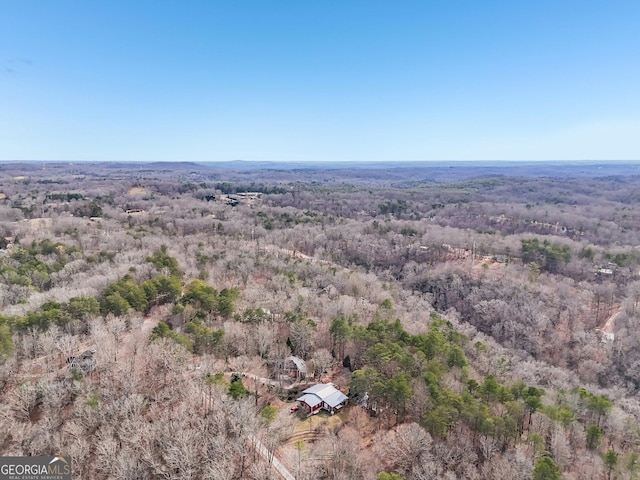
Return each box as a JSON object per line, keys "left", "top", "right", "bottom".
{"left": 2, "top": 161, "right": 640, "bottom": 479}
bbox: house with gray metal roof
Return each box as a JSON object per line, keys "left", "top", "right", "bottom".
{"left": 296, "top": 383, "right": 348, "bottom": 415}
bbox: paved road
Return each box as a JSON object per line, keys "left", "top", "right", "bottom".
{"left": 602, "top": 309, "right": 620, "bottom": 335}
{"left": 197, "top": 377, "right": 296, "bottom": 480}
{"left": 250, "top": 435, "right": 296, "bottom": 480}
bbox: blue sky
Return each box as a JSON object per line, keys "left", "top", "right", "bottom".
{"left": 1, "top": 1, "right": 639, "bottom": 162}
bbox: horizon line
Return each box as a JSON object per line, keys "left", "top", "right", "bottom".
{"left": 2, "top": 159, "right": 640, "bottom": 164}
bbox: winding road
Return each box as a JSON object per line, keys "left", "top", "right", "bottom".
{"left": 250, "top": 435, "right": 296, "bottom": 480}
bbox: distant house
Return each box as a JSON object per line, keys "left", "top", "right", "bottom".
{"left": 602, "top": 332, "right": 615, "bottom": 343}
{"left": 66, "top": 349, "right": 97, "bottom": 375}
{"left": 220, "top": 195, "right": 239, "bottom": 207}
{"left": 284, "top": 356, "right": 307, "bottom": 380}
{"left": 296, "top": 383, "right": 348, "bottom": 415}
{"left": 235, "top": 192, "right": 262, "bottom": 205}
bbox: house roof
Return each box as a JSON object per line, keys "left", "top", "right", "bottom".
{"left": 79, "top": 349, "right": 96, "bottom": 359}
{"left": 69, "top": 349, "right": 97, "bottom": 374}
{"left": 323, "top": 390, "right": 348, "bottom": 408}
{"left": 302, "top": 383, "right": 337, "bottom": 398}
{"left": 297, "top": 383, "right": 348, "bottom": 408}
{"left": 297, "top": 393, "right": 323, "bottom": 408}
{"left": 286, "top": 356, "right": 307, "bottom": 374}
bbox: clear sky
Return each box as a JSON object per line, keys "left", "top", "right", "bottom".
{"left": 1, "top": 1, "right": 639, "bottom": 162}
